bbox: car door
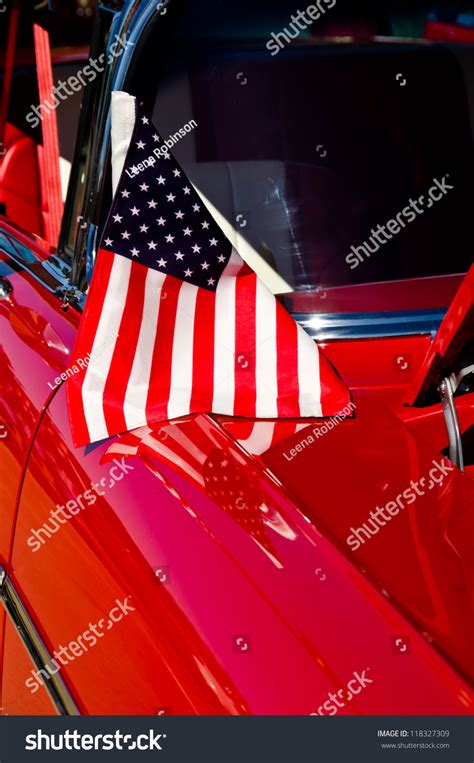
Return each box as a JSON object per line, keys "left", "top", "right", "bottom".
{"left": 0, "top": 241, "right": 247, "bottom": 717}
{"left": 0, "top": 9, "right": 95, "bottom": 713}
{"left": 0, "top": 224, "right": 81, "bottom": 713}
{"left": 0, "top": 226, "right": 78, "bottom": 565}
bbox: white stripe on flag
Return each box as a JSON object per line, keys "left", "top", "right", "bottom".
{"left": 123, "top": 269, "right": 167, "bottom": 431}
{"left": 212, "top": 250, "right": 242, "bottom": 415}
{"left": 255, "top": 278, "right": 278, "bottom": 418}
{"left": 167, "top": 282, "right": 199, "bottom": 419}
{"left": 297, "top": 324, "right": 322, "bottom": 417}
{"left": 81, "top": 255, "right": 130, "bottom": 442}
{"left": 111, "top": 92, "right": 137, "bottom": 195}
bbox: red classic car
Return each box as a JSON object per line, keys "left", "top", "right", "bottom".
{"left": 0, "top": 0, "right": 473, "bottom": 717}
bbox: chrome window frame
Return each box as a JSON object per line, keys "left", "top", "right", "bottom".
{"left": 295, "top": 308, "right": 446, "bottom": 341}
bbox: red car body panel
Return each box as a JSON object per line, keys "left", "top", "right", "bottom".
{"left": 250, "top": 398, "right": 474, "bottom": 680}
{"left": 0, "top": 223, "right": 473, "bottom": 715}
{"left": 285, "top": 274, "right": 465, "bottom": 316}
{"left": 2, "top": 616, "right": 55, "bottom": 716}
{"left": 405, "top": 265, "right": 474, "bottom": 406}
{"left": 0, "top": 227, "right": 76, "bottom": 564}
{"left": 321, "top": 335, "right": 432, "bottom": 406}
{"left": 9, "top": 391, "right": 474, "bottom": 715}
{"left": 425, "top": 19, "right": 474, "bottom": 44}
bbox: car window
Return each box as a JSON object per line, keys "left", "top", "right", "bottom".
{"left": 53, "top": 62, "right": 88, "bottom": 202}
{"left": 125, "top": 0, "right": 474, "bottom": 295}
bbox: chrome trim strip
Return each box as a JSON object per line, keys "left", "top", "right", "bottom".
{"left": 438, "top": 366, "right": 474, "bottom": 472}
{"left": 0, "top": 567, "right": 80, "bottom": 715}
{"left": 293, "top": 308, "right": 445, "bottom": 341}
{"left": 438, "top": 379, "right": 464, "bottom": 472}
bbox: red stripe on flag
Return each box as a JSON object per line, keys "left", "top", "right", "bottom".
{"left": 234, "top": 270, "right": 257, "bottom": 417}
{"left": 318, "top": 351, "right": 353, "bottom": 417}
{"left": 190, "top": 287, "right": 216, "bottom": 413}
{"left": 145, "top": 275, "right": 182, "bottom": 423}
{"left": 275, "top": 300, "right": 299, "bottom": 417}
{"left": 67, "top": 249, "right": 116, "bottom": 447}
{"left": 102, "top": 259, "right": 148, "bottom": 437}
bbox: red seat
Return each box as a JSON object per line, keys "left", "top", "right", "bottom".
{"left": 0, "top": 122, "right": 43, "bottom": 237}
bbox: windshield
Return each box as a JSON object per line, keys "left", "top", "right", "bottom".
{"left": 122, "top": 0, "right": 474, "bottom": 296}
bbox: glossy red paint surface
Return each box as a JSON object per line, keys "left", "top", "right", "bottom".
{"left": 0, "top": 222, "right": 472, "bottom": 715}
{"left": 2, "top": 616, "right": 57, "bottom": 716}
{"left": 321, "top": 334, "right": 432, "bottom": 407}
{"left": 425, "top": 19, "right": 474, "bottom": 43}
{"left": 252, "top": 397, "right": 474, "bottom": 683}
{"left": 0, "top": 230, "right": 77, "bottom": 567}
{"left": 400, "top": 393, "right": 474, "bottom": 461}
{"left": 406, "top": 264, "right": 474, "bottom": 405}
{"left": 10, "top": 394, "right": 474, "bottom": 714}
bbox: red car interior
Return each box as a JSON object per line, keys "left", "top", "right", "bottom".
{"left": 0, "top": 122, "right": 43, "bottom": 236}
{"left": 0, "top": 22, "right": 63, "bottom": 244}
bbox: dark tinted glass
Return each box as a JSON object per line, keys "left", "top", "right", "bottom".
{"left": 131, "top": 0, "right": 474, "bottom": 291}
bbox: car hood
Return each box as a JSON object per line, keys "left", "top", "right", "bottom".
{"left": 225, "top": 397, "right": 474, "bottom": 679}
{"left": 103, "top": 394, "right": 474, "bottom": 705}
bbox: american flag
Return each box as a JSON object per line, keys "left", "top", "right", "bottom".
{"left": 68, "top": 93, "right": 351, "bottom": 446}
